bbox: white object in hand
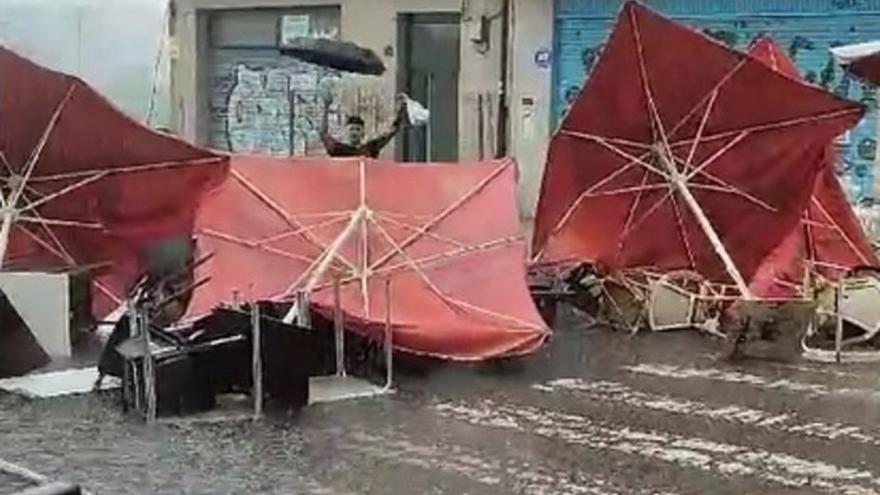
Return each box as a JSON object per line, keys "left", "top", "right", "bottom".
{"left": 404, "top": 95, "right": 430, "bottom": 127}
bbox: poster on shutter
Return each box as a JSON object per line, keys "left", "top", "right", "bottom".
{"left": 281, "top": 15, "right": 311, "bottom": 46}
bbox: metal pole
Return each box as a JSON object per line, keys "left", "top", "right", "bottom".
{"left": 426, "top": 73, "right": 433, "bottom": 161}
{"left": 383, "top": 278, "right": 393, "bottom": 391}
{"left": 142, "top": 307, "right": 157, "bottom": 422}
{"left": 126, "top": 300, "right": 141, "bottom": 413}
{"left": 477, "top": 93, "right": 485, "bottom": 160}
{"left": 333, "top": 277, "right": 345, "bottom": 377}
{"left": 252, "top": 302, "right": 263, "bottom": 418}
{"left": 296, "top": 290, "right": 311, "bottom": 329}
{"left": 835, "top": 284, "right": 844, "bottom": 363}
{"left": 657, "top": 149, "right": 753, "bottom": 299}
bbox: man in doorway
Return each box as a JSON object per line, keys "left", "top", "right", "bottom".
{"left": 320, "top": 94, "right": 407, "bottom": 158}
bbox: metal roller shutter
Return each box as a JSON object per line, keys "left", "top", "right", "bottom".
{"left": 206, "top": 7, "right": 341, "bottom": 157}
{"left": 553, "top": 0, "right": 880, "bottom": 202}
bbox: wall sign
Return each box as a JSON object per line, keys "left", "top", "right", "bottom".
{"left": 280, "top": 15, "right": 311, "bottom": 45}
{"left": 534, "top": 48, "right": 552, "bottom": 69}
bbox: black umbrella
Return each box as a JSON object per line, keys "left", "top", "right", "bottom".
{"left": 280, "top": 37, "right": 386, "bottom": 76}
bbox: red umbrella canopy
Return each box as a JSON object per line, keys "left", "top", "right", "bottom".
{"left": 186, "top": 156, "right": 549, "bottom": 361}
{"left": 533, "top": 1, "right": 864, "bottom": 297}
{"left": 0, "top": 47, "right": 229, "bottom": 318}
{"left": 746, "top": 38, "right": 878, "bottom": 298}
{"left": 748, "top": 36, "right": 801, "bottom": 79}
{"left": 846, "top": 51, "right": 880, "bottom": 86}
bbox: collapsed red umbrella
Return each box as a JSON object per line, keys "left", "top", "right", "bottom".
{"left": 186, "top": 156, "right": 548, "bottom": 360}
{"left": 746, "top": 37, "right": 878, "bottom": 298}
{"left": 0, "top": 47, "right": 229, "bottom": 318}
{"left": 533, "top": 1, "right": 864, "bottom": 299}
{"left": 831, "top": 41, "right": 880, "bottom": 86}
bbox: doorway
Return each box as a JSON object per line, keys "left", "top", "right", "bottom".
{"left": 397, "top": 13, "right": 460, "bottom": 162}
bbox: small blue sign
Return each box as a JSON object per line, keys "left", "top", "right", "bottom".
{"left": 534, "top": 48, "right": 552, "bottom": 69}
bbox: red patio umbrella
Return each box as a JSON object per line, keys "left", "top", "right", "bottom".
{"left": 831, "top": 41, "right": 880, "bottom": 86}
{"left": 185, "top": 155, "right": 549, "bottom": 360}
{"left": 533, "top": 1, "right": 864, "bottom": 299}
{"left": 746, "top": 37, "right": 878, "bottom": 298}
{"left": 0, "top": 47, "right": 229, "bottom": 318}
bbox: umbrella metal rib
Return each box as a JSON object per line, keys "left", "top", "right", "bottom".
{"left": 613, "top": 169, "right": 653, "bottom": 266}
{"left": 249, "top": 160, "right": 539, "bottom": 332}
{"left": 306, "top": 235, "right": 523, "bottom": 294}
{"left": 669, "top": 192, "right": 698, "bottom": 270}
{"left": 0, "top": 87, "right": 75, "bottom": 269}
{"left": 367, "top": 162, "right": 510, "bottom": 273}
{"left": 811, "top": 197, "right": 873, "bottom": 266}
{"left": 231, "top": 167, "right": 357, "bottom": 273}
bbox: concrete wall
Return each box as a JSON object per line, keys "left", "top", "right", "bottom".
{"left": 510, "top": 0, "right": 553, "bottom": 217}
{"left": 170, "top": 0, "right": 555, "bottom": 217}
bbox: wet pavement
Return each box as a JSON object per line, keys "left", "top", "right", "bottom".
{"left": 2, "top": 307, "right": 880, "bottom": 494}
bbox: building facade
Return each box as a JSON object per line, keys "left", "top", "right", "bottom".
{"left": 169, "top": 0, "right": 552, "bottom": 216}
{"left": 169, "top": 0, "right": 880, "bottom": 218}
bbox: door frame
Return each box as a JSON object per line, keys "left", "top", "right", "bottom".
{"left": 396, "top": 12, "right": 461, "bottom": 162}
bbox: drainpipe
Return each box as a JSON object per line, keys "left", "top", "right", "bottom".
{"left": 495, "top": 0, "right": 511, "bottom": 158}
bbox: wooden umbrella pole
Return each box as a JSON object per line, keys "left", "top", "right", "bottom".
{"left": 657, "top": 149, "right": 754, "bottom": 299}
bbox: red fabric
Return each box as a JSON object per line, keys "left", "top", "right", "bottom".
{"left": 0, "top": 47, "right": 229, "bottom": 318}
{"left": 533, "top": 2, "right": 864, "bottom": 290}
{"left": 748, "top": 36, "right": 801, "bottom": 79}
{"left": 848, "top": 51, "right": 880, "bottom": 86}
{"left": 187, "top": 156, "right": 549, "bottom": 361}
{"left": 747, "top": 39, "right": 878, "bottom": 297}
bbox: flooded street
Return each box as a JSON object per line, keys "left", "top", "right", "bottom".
{"left": 2, "top": 310, "right": 880, "bottom": 494}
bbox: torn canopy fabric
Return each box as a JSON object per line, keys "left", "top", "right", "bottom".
{"left": 185, "top": 156, "right": 549, "bottom": 361}
{"left": 532, "top": 1, "right": 864, "bottom": 297}
{"left": 0, "top": 46, "right": 229, "bottom": 318}
{"left": 746, "top": 38, "right": 878, "bottom": 298}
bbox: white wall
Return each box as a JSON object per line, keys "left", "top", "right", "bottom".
{"left": 0, "top": 273, "right": 71, "bottom": 358}
{"left": 510, "top": 0, "right": 553, "bottom": 217}
{"left": 0, "top": 0, "right": 171, "bottom": 126}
